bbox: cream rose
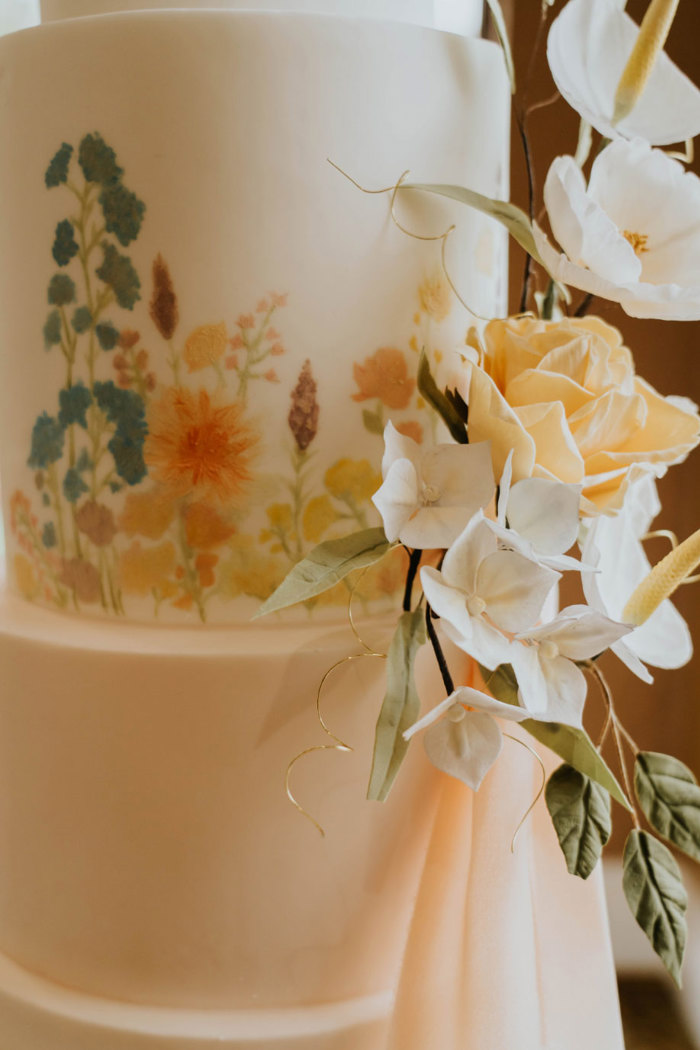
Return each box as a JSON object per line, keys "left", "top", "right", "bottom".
{"left": 456, "top": 316, "right": 700, "bottom": 514}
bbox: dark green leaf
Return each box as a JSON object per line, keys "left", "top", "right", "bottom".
{"left": 481, "top": 663, "right": 632, "bottom": 811}
{"left": 254, "top": 527, "right": 393, "bottom": 617}
{"left": 368, "top": 609, "right": 426, "bottom": 802}
{"left": 362, "top": 408, "right": 385, "bottom": 436}
{"left": 623, "top": 830, "right": 687, "bottom": 987}
{"left": 417, "top": 349, "right": 467, "bottom": 444}
{"left": 545, "top": 764, "right": 611, "bottom": 879}
{"left": 635, "top": 751, "right": 700, "bottom": 864}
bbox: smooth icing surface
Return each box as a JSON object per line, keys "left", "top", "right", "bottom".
{"left": 40, "top": 0, "right": 485, "bottom": 38}
{"left": 0, "top": 11, "right": 508, "bottom": 625}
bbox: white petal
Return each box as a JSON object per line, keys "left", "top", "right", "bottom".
{"left": 541, "top": 657, "right": 587, "bottom": 728}
{"left": 423, "top": 711, "right": 503, "bottom": 791}
{"left": 523, "top": 604, "right": 631, "bottom": 661}
{"left": 420, "top": 441, "right": 495, "bottom": 513}
{"left": 452, "top": 685, "right": 532, "bottom": 723}
{"left": 626, "top": 599, "right": 693, "bottom": 670}
{"left": 497, "top": 449, "right": 514, "bottom": 527}
{"left": 477, "top": 549, "right": 560, "bottom": 634}
{"left": 611, "top": 638, "right": 654, "bottom": 684}
{"left": 371, "top": 458, "right": 419, "bottom": 544}
{"left": 381, "top": 420, "right": 420, "bottom": 478}
{"left": 507, "top": 478, "right": 582, "bottom": 555}
{"left": 510, "top": 642, "right": 550, "bottom": 715}
{"left": 403, "top": 694, "right": 460, "bottom": 741}
{"left": 400, "top": 506, "right": 474, "bottom": 551}
{"left": 442, "top": 513, "right": 496, "bottom": 592}
{"left": 419, "top": 566, "right": 474, "bottom": 643}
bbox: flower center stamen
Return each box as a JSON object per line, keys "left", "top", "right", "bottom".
{"left": 540, "top": 640, "right": 560, "bottom": 661}
{"left": 448, "top": 704, "right": 467, "bottom": 723}
{"left": 421, "top": 483, "right": 441, "bottom": 506}
{"left": 467, "top": 595, "right": 487, "bottom": 617}
{"left": 623, "top": 230, "right": 649, "bottom": 256}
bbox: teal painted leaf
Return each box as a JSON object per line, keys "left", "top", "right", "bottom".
{"left": 623, "top": 830, "right": 687, "bottom": 987}
{"left": 96, "top": 243, "right": 141, "bottom": 310}
{"left": 99, "top": 183, "right": 145, "bottom": 247}
{"left": 96, "top": 321, "right": 120, "bottom": 350}
{"left": 63, "top": 467, "right": 89, "bottom": 504}
{"left": 53, "top": 220, "right": 79, "bottom": 267}
{"left": 78, "top": 133, "right": 122, "bottom": 185}
{"left": 545, "top": 764, "right": 611, "bottom": 879}
{"left": 485, "top": 0, "right": 515, "bottom": 92}
{"left": 58, "top": 382, "right": 92, "bottom": 429}
{"left": 41, "top": 522, "right": 57, "bottom": 549}
{"left": 481, "top": 663, "right": 632, "bottom": 811}
{"left": 45, "top": 142, "right": 73, "bottom": 188}
{"left": 635, "top": 752, "right": 700, "bottom": 863}
{"left": 43, "top": 309, "right": 62, "bottom": 348}
{"left": 255, "top": 527, "right": 393, "bottom": 618}
{"left": 48, "top": 274, "right": 76, "bottom": 307}
{"left": 71, "top": 306, "right": 92, "bottom": 334}
{"left": 417, "top": 349, "right": 467, "bottom": 444}
{"left": 28, "top": 413, "right": 65, "bottom": 469}
{"left": 368, "top": 609, "right": 426, "bottom": 802}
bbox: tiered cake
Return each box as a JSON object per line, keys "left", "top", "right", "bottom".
{"left": 0, "top": 2, "right": 509, "bottom": 1047}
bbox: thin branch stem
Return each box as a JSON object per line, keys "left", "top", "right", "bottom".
{"left": 574, "top": 292, "right": 595, "bottom": 317}
{"left": 402, "top": 548, "right": 422, "bottom": 612}
{"left": 425, "top": 605, "right": 455, "bottom": 696}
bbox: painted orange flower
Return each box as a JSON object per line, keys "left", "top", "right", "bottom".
{"left": 183, "top": 322, "right": 228, "bottom": 373}
{"left": 184, "top": 501, "right": 235, "bottom": 549}
{"left": 119, "top": 488, "right": 176, "bottom": 540}
{"left": 352, "top": 347, "right": 415, "bottom": 410}
{"left": 145, "top": 388, "right": 257, "bottom": 505}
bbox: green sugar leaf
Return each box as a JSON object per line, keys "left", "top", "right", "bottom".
{"left": 623, "top": 830, "right": 687, "bottom": 987}
{"left": 254, "top": 527, "right": 393, "bottom": 618}
{"left": 367, "top": 609, "right": 426, "bottom": 803}
{"left": 481, "top": 664, "right": 631, "bottom": 811}
{"left": 545, "top": 764, "right": 611, "bottom": 880}
{"left": 485, "top": 0, "right": 515, "bottom": 93}
{"left": 417, "top": 349, "right": 467, "bottom": 444}
{"left": 635, "top": 751, "right": 700, "bottom": 864}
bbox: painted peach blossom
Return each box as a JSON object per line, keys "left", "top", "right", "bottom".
{"left": 458, "top": 316, "right": 700, "bottom": 513}
{"left": 352, "top": 347, "right": 416, "bottom": 410}
{"left": 119, "top": 488, "right": 176, "bottom": 540}
{"left": 183, "top": 322, "right": 228, "bottom": 373}
{"left": 119, "top": 540, "right": 176, "bottom": 595}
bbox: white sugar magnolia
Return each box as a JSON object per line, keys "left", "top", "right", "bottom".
{"left": 420, "top": 512, "right": 560, "bottom": 670}
{"left": 534, "top": 140, "right": 700, "bottom": 320}
{"left": 371, "top": 422, "right": 494, "bottom": 549}
{"left": 403, "top": 687, "right": 532, "bottom": 791}
{"left": 547, "top": 0, "right": 700, "bottom": 145}
{"left": 511, "top": 605, "right": 631, "bottom": 725}
{"left": 581, "top": 477, "right": 693, "bottom": 682}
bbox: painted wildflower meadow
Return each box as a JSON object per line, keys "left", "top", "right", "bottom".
{"left": 10, "top": 133, "right": 442, "bottom": 621}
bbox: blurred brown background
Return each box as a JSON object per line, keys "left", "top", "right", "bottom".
{"left": 500, "top": 0, "right": 700, "bottom": 843}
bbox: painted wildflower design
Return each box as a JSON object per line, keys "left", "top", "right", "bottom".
{"left": 11, "top": 134, "right": 442, "bottom": 621}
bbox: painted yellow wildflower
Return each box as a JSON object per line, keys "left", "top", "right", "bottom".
{"left": 303, "top": 494, "right": 338, "bottom": 543}
{"left": 14, "top": 553, "right": 39, "bottom": 600}
{"left": 266, "top": 503, "right": 294, "bottom": 533}
{"left": 623, "top": 526, "right": 700, "bottom": 626}
{"left": 119, "top": 488, "right": 176, "bottom": 540}
{"left": 324, "top": 458, "right": 381, "bottom": 505}
{"left": 418, "top": 272, "right": 452, "bottom": 323}
{"left": 119, "top": 540, "right": 177, "bottom": 595}
{"left": 183, "top": 322, "right": 228, "bottom": 373}
{"left": 219, "top": 534, "right": 286, "bottom": 601}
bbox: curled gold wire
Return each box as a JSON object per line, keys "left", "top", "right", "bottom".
{"left": 503, "top": 733, "right": 546, "bottom": 854}
{"left": 328, "top": 159, "right": 492, "bottom": 321}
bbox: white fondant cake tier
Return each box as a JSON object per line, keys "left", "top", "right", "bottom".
{"left": 0, "top": 10, "right": 508, "bottom": 624}
{"left": 0, "top": 592, "right": 444, "bottom": 1013}
{"left": 40, "top": 0, "right": 485, "bottom": 38}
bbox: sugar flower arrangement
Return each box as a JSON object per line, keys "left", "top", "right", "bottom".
{"left": 258, "top": 0, "right": 700, "bottom": 985}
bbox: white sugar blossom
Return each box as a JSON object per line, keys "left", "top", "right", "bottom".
{"left": 403, "top": 687, "right": 532, "bottom": 791}
{"left": 420, "top": 512, "right": 560, "bottom": 670}
{"left": 371, "top": 422, "right": 494, "bottom": 549}
{"left": 487, "top": 452, "right": 584, "bottom": 572}
{"left": 547, "top": 0, "right": 700, "bottom": 145}
{"left": 581, "top": 477, "right": 693, "bottom": 681}
{"left": 534, "top": 140, "right": 700, "bottom": 320}
{"left": 511, "top": 605, "right": 632, "bottom": 725}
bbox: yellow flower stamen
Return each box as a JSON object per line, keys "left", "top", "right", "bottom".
{"left": 623, "top": 230, "right": 650, "bottom": 256}
{"left": 613, "top": 0, "right": 680, "bottom": 127}
{"left": 623, "top": 525, "right": 700, "bottom": 626}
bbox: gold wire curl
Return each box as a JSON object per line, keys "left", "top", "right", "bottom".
{"left": 285, "top": 570, "right": 388, "bottom": 836}
{"left": 327, "top": 159, "right": 493, "bottom": 322}
{"left": 642, "top": 529, "right": 700, "bottom": 585}
{"left": 503, "top": 733, "right": 546, "bottom": 854}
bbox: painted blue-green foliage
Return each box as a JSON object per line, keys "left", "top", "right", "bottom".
{"left": 95, "top": 321, "right": 119, "bottom": 350}
{"left": 43, "top": 309, "right": 62, "bottom": 348}
{"left": 63, "top": 467, "right": 89, "bottom": 503}
{"left": 42, "top": 522, "right": 57, "bottom": 548}
{"left": 71, "top": 306, "right": 92, "bottom": 334}
{"left": 96, "top": 242, "right": 141, "bottom": 309}
{"left": 52, "top": 219, "right": 79, "bottom": 266}
{"left": 28, "top": 413, "right": 65, "bottom": 469}
{"left": 48, "top": 273, "right": 76, "bottom": 306}
{"left": 99, "top": 183, "right": 145, "bottom": 247}
{"left": 45, "top": 142, "right": 73, "bottom": 188}
{"left": 58, "top": 382, "right": 92, "bottom": 429}
{"left": 78, "top": 133, "right": 123, "bottom": 185}
{"left": 93, "top": 380, "right": 147, "bottom": 485}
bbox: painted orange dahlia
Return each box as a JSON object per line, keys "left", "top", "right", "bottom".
{"left": 145, "top": 388, "right": 257, "bottom": 505}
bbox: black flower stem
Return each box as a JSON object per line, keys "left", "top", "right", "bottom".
{"left": 574, "top": 292, "right": 595, "bottom": 317}
{"left": 402, "top": 548, "right": 422, "bottom": 612}
{"left": 425, "top": 604, "right": 455, "bottom": 696}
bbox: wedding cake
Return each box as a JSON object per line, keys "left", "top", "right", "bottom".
{"left": 0, "top": 2, "right": 510, "bottom": 1047}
